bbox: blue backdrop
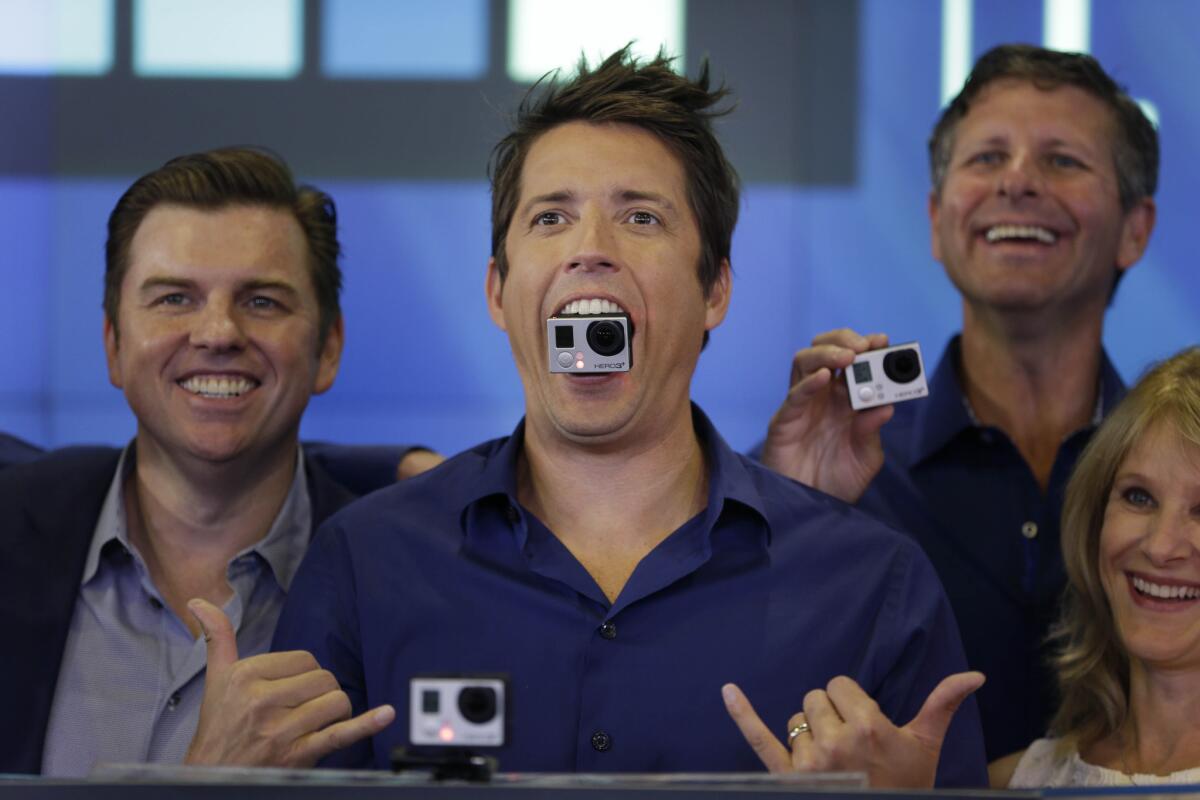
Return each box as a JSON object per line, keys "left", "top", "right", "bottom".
{"left": 0, "top": 0, "right": 1195, "bottom": 456}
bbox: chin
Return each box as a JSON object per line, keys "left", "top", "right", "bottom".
{"left": 546, "top": 402, "right": 640, "bottom": 443}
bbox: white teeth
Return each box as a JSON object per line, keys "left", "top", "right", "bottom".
{"left": 985, "top": 224, "right": 1057, "bottom": 244}
{"left": 1132, "top": 575, "right": 1200, "bottom": 600}
{"left": 179, "top": 375, "right": 257, "bottom": 399}
{"left": 558, "top": 297, "right": 625, "bottom": 315}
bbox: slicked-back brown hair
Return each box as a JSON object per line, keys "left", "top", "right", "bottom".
{"left": 105, "top": 147, "right": 342, "bottom": 344}
{"left": 488, "top": 46, "right": 739, "bottom": 298}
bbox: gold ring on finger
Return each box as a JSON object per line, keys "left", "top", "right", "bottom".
{"left": 787, "top": 722, "right": 811, "bottom": 745}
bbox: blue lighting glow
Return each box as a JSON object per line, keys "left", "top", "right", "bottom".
{"left": 322, "top": 0, "right": 487, "bottom": 79}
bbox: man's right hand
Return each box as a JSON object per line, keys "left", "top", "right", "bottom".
{"left": 760, "top": 329, "right": 894, "bottom": 504}
{"left": 184, "top": 598, "right": 395, "bottom": 768}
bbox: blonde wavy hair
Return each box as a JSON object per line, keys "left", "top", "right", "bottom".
{"left": 1050, "top": 346, "right": 1200, "bottom": 750}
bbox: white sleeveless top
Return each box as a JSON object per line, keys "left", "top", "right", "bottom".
{"left": 1010, "top": 738, "right": 1200, "bottom": 788}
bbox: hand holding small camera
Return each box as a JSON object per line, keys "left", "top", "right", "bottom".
{"left": 760, "top": 329, "right": 894, "bottom": 503}
{"left": 184, "top": 598, "right": 395, "bottom": 768}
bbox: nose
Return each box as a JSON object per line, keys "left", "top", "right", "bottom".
{"left": 997, "top": 151, "right": 1043, "bottom": 200}
{"left": 1139, "top": 507, "right": 1198, "bottom": 567}
{"left": 189, "top": 297, "right": 247, "bottom": 352}
{"left": 567, "top": 213, "right": 619, "bottom": 274}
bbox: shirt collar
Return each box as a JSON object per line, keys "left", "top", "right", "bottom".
{"left": 906, "top": 335, "right": 1127, "bottom": 467}
{"left": 80, "top": 443, "right": 312, "bottom": 591}
{"left": 252, "top": 446, "right": 312, "bottom": 591}
{"left": 81, "top": 443, "right": 138, "bottom": 585}
{"left": 459, "top": 404, "right": 771, "bottom": 539}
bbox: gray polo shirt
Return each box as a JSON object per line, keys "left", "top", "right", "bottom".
{"left": 41, "top": 445, "right": 311, "bottom": 777}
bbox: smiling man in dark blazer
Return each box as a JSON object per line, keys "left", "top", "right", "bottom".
{"left": 0, "top": 148, "right": 394, "bottom": 775}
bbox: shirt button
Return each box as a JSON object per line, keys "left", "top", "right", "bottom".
{"left": 599, "top": 621, "right": 617, "bottom": 640}
{"left": 166, "top": 692, "right": 181, "bottom": 710}
{"left": 591, "top": 731, "right": 612, "bottom": 752}
{"left": 1021, "top": 521, "right": 1039, "bottom": 539}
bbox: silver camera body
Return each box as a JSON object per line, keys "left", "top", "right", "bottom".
{"left": 409, "top": 676, "right": 507, "bottom": 748}
{"left": 846, "top": 341, "right": 929, "bottom": 410}
{"left": 546, "top": 314, "right": 632, "bottom": 373}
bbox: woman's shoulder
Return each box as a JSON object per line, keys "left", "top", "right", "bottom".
{"left": 1006, "top": 738, "right": 1074, "bottom": 788}
{"left": 1005, "top": 736, "right": 1200, "bottom": 788}
{"left": 988, "top": 748, "right": 1028, "bottom": 788}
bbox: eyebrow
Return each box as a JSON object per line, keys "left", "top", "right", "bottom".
{"left": 240, "top": 279, "right": 300, "bottom": 298}
{"left": 617, "top": 190, "right": 677, "bottom": 210}
{"left": 138, "top": 277, "right": 194, "bottom": 295}
{"left": 519, "top": 191, "right": 574, "bottom": 218}
{"left": 518, "top": 188, "right": 678, "bottom": 217}
{"left": 137, "top": 276, "right": 300, "bottom": 297}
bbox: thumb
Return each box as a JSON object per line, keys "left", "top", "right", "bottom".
{"left": 188, "top": 598, "right": 239, "bottom": 673}
{"left": 905, "top": 671, "right": 984, "bottom": 746}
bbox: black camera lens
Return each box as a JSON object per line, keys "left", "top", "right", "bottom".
{"left": 586, "top": 320, "right": 625, "bottom": 357}
{"left": 882, "top": 348, "right": 921, "bottom": 384}
{"left": 457, "top": 686, "right": 498, "bottom": 724}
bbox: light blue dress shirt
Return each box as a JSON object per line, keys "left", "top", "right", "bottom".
{"left": 41, "top": 445, "right": 311, "bottom": 777}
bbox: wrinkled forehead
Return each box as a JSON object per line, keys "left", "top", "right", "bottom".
{"left": 516, "top": 121, "right": 690, "bottom": 202}
{"left": 953, "top": 77, "right": 1118, "bottom": 150}
{"left": 127, "top": 203, "right": 310, "bottom": 280}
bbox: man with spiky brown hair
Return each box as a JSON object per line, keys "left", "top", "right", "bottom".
{"left": 275, "top": 49, "right": 988, "bottom": 788}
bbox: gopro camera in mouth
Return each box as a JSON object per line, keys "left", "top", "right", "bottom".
{"left": 547, "top": 313, "right": 632, "bottom": 374}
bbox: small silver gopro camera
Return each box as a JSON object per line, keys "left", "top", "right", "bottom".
{"left": 409, "top": 675, "right": 507, "bottom": 748}
{"left": 846, "top": 341, "right": 929, "bottom": 410}
{"left": 547, "top": 314, "right": 632, "bottom": 373}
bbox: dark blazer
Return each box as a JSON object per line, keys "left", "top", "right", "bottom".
{"left": 0, "top": 433, "right": 43, "bottom": 469}
{"left": 0, "top": 446, "right": 357, "bottom": 774}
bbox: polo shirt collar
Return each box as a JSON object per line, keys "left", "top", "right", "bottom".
{"left": 906, "top": 335, "right": 1127, "bottom": 468}
{"left": 460, "top": 404, "right": 770, "bottom": 539}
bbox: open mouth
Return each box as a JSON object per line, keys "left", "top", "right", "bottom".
{"left": 178, "top": 375, "right": 260, "bottom": 399}
{"left": 1130, "top": 573, "right": 1200, "bottom": 602}
{"left": 557, "top": 297, "right": 626, "bottom": 316}
{"left": 984, "top": 224, "right": 1058, "bottom": 245}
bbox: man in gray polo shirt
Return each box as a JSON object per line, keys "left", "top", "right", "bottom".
{"left": 0, "top": 148, "right": 392, "bottom": 775}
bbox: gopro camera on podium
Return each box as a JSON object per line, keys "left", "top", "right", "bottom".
{"left": 391, "top": 675, "right": 508, "bottom": 782}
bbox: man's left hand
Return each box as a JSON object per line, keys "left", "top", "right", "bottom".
{"left": 721, "top": 672, "right": 984, "bottom": 788}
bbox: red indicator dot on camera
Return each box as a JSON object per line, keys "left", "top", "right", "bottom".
{"left": 439, "top": 725, "right": 455, "bottom": 742}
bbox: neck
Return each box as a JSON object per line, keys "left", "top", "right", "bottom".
{"left": 959, "top": 303, "right": 1106, "bottom": 490}
{"left": 518, "top": 402, "right": 708, "bottom": 603}
{"left": 1117, "top": 662, "right": 1200, "bottom": 776}
{"left": 125, "top": 435, "right": 299, "bottom": 634}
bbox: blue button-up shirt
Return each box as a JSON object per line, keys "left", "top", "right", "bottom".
{"left": 857, "top": 336, "right": 1124, "bottom": 761}
{"left": 274, "top": 406, "right": 986, "bottom": 786}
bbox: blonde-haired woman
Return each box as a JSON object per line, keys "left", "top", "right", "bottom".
{"left": 991, "top": 347, "right": 1200, "bottom": 787}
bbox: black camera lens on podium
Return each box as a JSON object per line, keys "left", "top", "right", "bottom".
{"left": 457, "top": 686, "right": 498, "bottom": 724}
{"left": 586, "top": 320, "right": 625, "bottom": 357}
{"left": 882, "top": 348, "right": 921, "bottom": 384}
